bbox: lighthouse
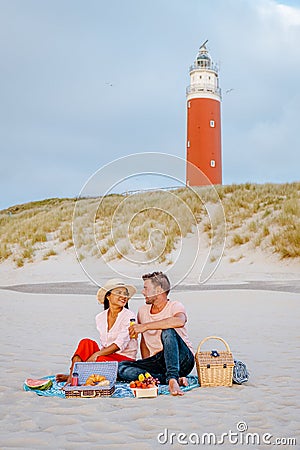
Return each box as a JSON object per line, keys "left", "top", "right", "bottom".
{"left": 186, "top": 41, "right": 222, "bottom": 186}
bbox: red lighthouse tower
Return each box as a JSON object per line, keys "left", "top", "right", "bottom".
{"left": 186, "top": 41, "right": 222, "bottom": 186}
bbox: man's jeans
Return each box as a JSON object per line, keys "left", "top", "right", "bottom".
{"left": 118, "top": 328, "right": 195, "bottom": 384}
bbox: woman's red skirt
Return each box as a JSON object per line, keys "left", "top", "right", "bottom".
{"left": 73, "top": 338, "right": 134, "bottom": 362}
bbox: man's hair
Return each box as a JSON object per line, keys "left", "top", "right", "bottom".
{"left": 142, "top": 271, "right": 171, "bottom": 295}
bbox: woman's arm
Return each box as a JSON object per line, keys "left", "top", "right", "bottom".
{"left": 86, "top": 343, "right": 120, "bottom": 362}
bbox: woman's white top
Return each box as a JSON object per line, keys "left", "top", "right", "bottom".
{"left": 95, "top": 308, "right": 138, "bottom": 360}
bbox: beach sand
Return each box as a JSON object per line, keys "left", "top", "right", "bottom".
{"left": 1, "top": 251, "right": 299, "bottom": 450}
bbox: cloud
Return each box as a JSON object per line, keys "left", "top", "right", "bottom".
{"left": 0, "top": 0, "right": 299, "bottom": 209}
{"left": 213, "top": 0, "right": 300, "bottom": 183}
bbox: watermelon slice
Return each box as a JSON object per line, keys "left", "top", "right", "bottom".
{"left": 25, "top": 378, "right": 53, "bottom": 390}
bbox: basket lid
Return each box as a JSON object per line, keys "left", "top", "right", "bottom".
{"left": 73, "top": 361, "right": 118, "bottom": 385}
{"left": 197, "top": 350, "right": 234, "bottom": 367}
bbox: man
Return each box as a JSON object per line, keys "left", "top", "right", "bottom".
{"left": 118, "top": 271, "right": 194, "bottom": 396}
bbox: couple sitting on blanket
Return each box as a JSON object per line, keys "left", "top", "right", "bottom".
{"left": 56, "top": 272, "right": 195, "bottom": 396}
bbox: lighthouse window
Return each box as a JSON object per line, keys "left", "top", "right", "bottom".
{"left": 187, "top": 140, "right": 190, "bottom": 148}
{"left": 210, "top": 120, "right": 215, "bottom": 127}
{"left": 210, "top": 160, "right": 216, "bottom": 168}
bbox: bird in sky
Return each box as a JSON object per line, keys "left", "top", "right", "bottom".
{"left": 225, "top": 88, "right": 234, "bottom": 94}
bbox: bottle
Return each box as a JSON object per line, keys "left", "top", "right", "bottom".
{"left": 71, "top": 372, "right": 79, "bottom": 386}
{"left": 130, "top": 318, "right": 137, "bottom": 339}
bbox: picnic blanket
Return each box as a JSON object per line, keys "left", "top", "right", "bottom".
{"left": 23, "top": 375, "right": 200, "bottom": 398}
{"left": 24, "top": 361, "right": 248, "bottom": 397}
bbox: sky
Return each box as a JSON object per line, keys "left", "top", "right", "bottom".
{"left": 1, "top": 0, "right": 300, "bottom": 210}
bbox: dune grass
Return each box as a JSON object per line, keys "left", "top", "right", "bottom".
{"left": 0, "top": 182, "right": 299, "bottom": 267}
{"left": 216, "top": 182, "right": 300, "bottom": 258}
{"left": 0, "top": 198, "right": 75, "bottom": 266}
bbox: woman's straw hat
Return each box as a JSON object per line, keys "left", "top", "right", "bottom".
{"left": 96, "top": 278, "right": 137, "bottom": 304}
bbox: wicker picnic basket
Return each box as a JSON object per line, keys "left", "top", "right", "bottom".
{"left": 63, "top": 361, "right": 117, "bottom": 398}
{"left": 195, "top": 336, "right": 234, "bottom": 387}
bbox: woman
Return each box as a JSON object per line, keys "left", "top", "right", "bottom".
{"left": 56, "top": 278, "right": 138, "bottom": 384}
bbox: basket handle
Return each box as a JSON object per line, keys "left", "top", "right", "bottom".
{"left": 80, "top": 390, "right": 97, "bottom": 398}
{"left": 196, "top": 336, "right": 231, "bottom": 355}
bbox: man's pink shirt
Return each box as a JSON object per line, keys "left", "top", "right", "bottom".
{"left": 137, "top": 300, "right": 194, "bottom": 357}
